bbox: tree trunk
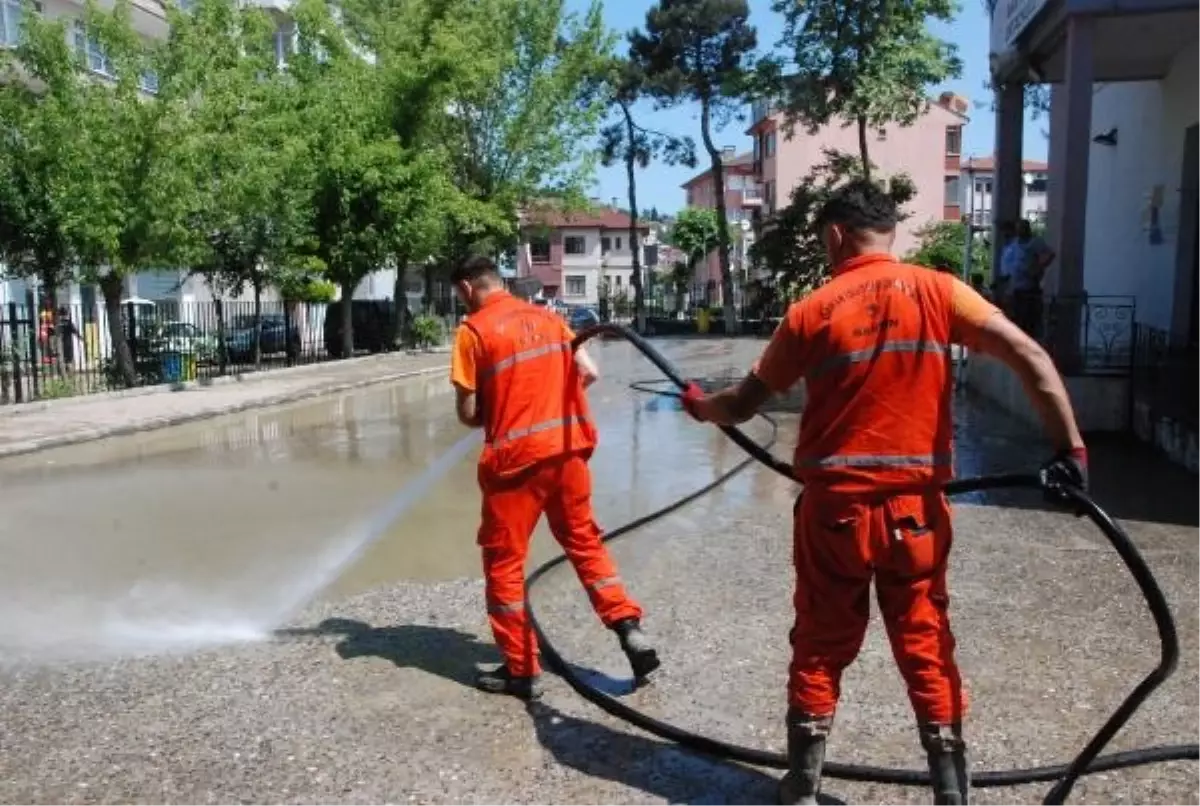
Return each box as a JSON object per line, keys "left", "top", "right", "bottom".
{"left": 422, "top": 263, "right": 435, "bottom": 314}
{"left": 100, "top": 274, "right": 137, "bottom": 388}
{"left": 340, "top": 282, "right": 354, "bottom": 358}
{"left": 700, "top": 99, "right": 739, "bottom": 334}
{"left": 622, "top": 102, "right": 646, "bottom": 333}
{"left": 252, "top": 279, "right": 263, "bottom": 369}
{"left": 857, "top": 116, "right": 871, "bottom": 180}
{"left": 390, "top": 253, "right": 410, "bottom": 348}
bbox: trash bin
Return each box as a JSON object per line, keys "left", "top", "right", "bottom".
{"left": 161, "top": 351, "right": 183, "bottom": 383}
{"left": 697, "top": 308, "right": 711, "bottom": 334}
{"left": 181, "top": 351, "right": 197, "bottom": 381}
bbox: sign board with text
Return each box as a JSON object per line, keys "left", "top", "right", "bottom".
{"left": 989, "top": 0, "right": 1051, "bottom": 55}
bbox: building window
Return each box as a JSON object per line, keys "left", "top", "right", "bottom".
{"left": 765, "top": 131, "right": 776, "bottom": 157}
{"left": 139, "top": 70, "right": 159, "bottom": 94}
{"left": 529, "top": 238, "right": 551, "bottom": 262}
{"left": 73, "top": 22, "right": 112, "bottom": 76}
{"left": 600, "top": 236, "right": 611, "bottom": 253}
{"left": 944, "top": 176, "right": 961, "bottom": 206}
{"left": 614, "top": 275, "right": 622, "bottom": 287}
{"left": 975, "top": 181, "right": 985, "bottom": 194}
{"left": 274, "top": 22, "right": 298, "bottom": 68}
{"left": 1026, "top": 175, "right": 1048, "bottom": 194}
{"left": 945, "top": 126, "right": 962, "bottom": 156}
{"left": 765, "top": 180, "right": 776, "bottom": 214}
{"left": 565, "top": 275, "right": 586, "bottom": 296}
{"left": 564, "top": 236, "right": 586, "bottom": 255}
{"left": 1, "top": 0, "right": 33, "bottom": 48}
{"left": 615, "top": 236, "right": 622, "bottom": 250}
{"left": 686, "top": 189, "right": 694, "bottom": 207}
{"left": 752, "top": 137, "right": 760, "bottom": 162}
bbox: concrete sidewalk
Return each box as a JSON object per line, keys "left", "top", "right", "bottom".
{"left": 0, "top": 352, "right": 450, "bottom": 459}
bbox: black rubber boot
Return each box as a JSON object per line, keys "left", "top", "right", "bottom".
{"left": 612, "top": 618, "right": 660, "bottom": 680}
{"left": 474, "top": 665, "right": 543, "bottom": 701}
{"left": 918, "top": 723, "right": 970, "bottom": 805}
{"left": 777, "top": 708, "right": 832, "bottom": 805}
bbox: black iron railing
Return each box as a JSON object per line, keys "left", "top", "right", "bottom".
{"left": 1040, "top": 295, "right": 1137, "bottom": 376}
{"left": 0, "top": 298, "right": 457, "bottom": 406}
{"left": 1132, "top": 323, "right": 1199, "bottom": 431}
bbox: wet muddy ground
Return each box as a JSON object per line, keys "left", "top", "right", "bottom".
{"left": 0, "top": 338, "right": 1195, "bottom": 804}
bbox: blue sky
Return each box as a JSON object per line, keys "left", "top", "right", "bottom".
{"left": 572, "top": 0, "right": 1049, "bottom": 214}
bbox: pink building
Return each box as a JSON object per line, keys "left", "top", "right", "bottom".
{"left": 679, "top": 150, "right": 762, "bottom": 300}
{"left": 516, "top": 207, "right": 651, "bottom": 307}
{"left": 680, "top": 93, "right": 970, "bottom": 299}
{"left": 748, "top": 92, "right": 970, "bottom": 257}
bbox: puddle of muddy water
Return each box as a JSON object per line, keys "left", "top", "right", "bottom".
{"left": 0, "top": 339, "right": 766, "bottom": 662}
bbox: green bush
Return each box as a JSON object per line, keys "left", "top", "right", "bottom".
{"left": 411, "top": 314, "right": 443, "bottom": 349}
{"left": 40, "top": 377, "right": 78, "bottom": 399}
{"left": 280, "top": 276, "right": 337, "bottom": 304}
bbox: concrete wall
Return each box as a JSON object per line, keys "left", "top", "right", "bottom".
{"left": 1053, "top": 40, "right": 1199, "bottom": 330}
{"left": 965, "top": 352, "right": 1130, "bottom": 432}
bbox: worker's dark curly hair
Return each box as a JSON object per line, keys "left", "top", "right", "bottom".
{"left": 450, "top": 255, "right": 499, "bottom": 285}
{"left": 815, "top": 179, "right": 900, "bottom": 232}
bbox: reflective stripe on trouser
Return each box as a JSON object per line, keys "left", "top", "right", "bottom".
{"left": 809, "top": 339, "right": 950, "bottom": 378}
{"left": 479, "top": 453, "right": 643, "bottom": 677}
{"left": 789, "top": 490, "right": 965, "bottom": 724}
{"left": 487, "top": 416, "right": 590, "bottom": 451}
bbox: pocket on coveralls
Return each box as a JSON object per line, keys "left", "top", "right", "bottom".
{"left": 882, "top": 493, "right": 946, "bottom": 579}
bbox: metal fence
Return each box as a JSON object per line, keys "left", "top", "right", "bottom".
{"left": 1132, "top": 323, "right": 1199, "bottom": 432}
{"left": 0, "top": 298, "right": 457, "bottom": 406}
{"left": 1040, "top": 295, "right": 1137, "bottom": 376}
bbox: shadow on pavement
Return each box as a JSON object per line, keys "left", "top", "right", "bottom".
{"left": 525, "top": 700, "right": 833, "bottom": 805}
{"left": 273, "top": 618, "right": 501, "bottom": 688}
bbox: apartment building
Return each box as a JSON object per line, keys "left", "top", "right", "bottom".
{"left": 678, "top": 149, "right": 761, "bottom": 296}
{"left": 748, "top": 92, "right": 971, "bottom": 254}
{"left": 960, "top": 156, "right": 1049, "bottom": 229}
{"left": 516, "top": 208, "right": 651, "bottom": 307}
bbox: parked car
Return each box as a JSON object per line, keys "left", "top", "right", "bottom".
{"left": 324, "top": 300, "right": 396, "bottom": 358}
{"left": 567, "top": 306, "right": 601, "bottom": 332}
{"left": 151, "top": 321, "right": 220, "bottom": 364}
{"left": 225, "top": 314, "right": 301, "bottom": 362}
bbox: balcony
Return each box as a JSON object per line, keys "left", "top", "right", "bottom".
{"left": 740, "top": 185, "right": 763, "bottom": 207}
{"left": 750, "top": 99, "right": 774, "bottom": 126}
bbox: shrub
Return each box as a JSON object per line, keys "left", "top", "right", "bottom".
{"left": 411, "top": 314, "right": 443, "bottom": 349}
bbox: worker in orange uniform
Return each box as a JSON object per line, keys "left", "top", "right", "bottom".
{"left": 679, "top": 181, "right": 1087, "bottom": 805}
{"left": 449, "top": 256, "right": 659, "bottom": 700}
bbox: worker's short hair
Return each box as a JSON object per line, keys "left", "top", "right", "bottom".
{"left": 450, "top": 255, "right": 499, "bottom": 285}
{"left": 815, "top": 179, "right": 899, "bottom": 233}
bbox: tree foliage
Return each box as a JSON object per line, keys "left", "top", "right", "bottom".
{"left": 771, "top": 0, "right": 963, "bottom": 176}
{"left": 904, "top": 219, "right": 992, "bottom": 281}
{"left": 630, "top": 0, "right": 758, "bottom": 333}
{"left": 749, "top": 150, "right": 916, "bottom": 297}
{"left": 598, "top": 55, "right": 695, "bottom": 331}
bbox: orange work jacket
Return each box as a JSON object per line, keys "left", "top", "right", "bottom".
{"left": 788, "top": 255, "right": 957, "bottom": 494}
{"left": 463, "top": 293, "right": 596, "bottom": 479}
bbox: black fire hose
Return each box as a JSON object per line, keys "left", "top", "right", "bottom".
{"left": 522, "top": 322, "right": 1198, "bottom": 805}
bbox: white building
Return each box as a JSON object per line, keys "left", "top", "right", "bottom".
{"left": 960, "top": 156, "right": 1049, "bottom": 229}
{"left": 969, "top": 0, "right": 1198, "bottom": 471}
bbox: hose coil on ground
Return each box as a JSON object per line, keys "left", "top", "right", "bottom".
{"left": 523, "top": 323, "right": 1198, "bottom": 806}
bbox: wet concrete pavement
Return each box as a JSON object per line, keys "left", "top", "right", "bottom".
{"left": 0, "top": 337, "right": 1195, "bottom": 804}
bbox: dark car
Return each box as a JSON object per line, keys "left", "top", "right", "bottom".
{"left": 226, "top": 314, "right": 301, "bottom": 362}
{"left": 567, "top": 306, "right": 601, "bottom": 332}
{"left": 324, "top": 300, "right": 396, "bottom": 358}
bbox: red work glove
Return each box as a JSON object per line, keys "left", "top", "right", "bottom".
{"left": 680, "top": 382, "right": 707, "bottom": 422}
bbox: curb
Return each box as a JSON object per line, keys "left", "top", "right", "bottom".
{"left": 0, "top": 350, "right": 452, "bottom": 418}
{"left": 0, "top": 363, "right": 448, "bottom": 461}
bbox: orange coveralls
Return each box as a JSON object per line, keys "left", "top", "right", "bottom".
{"left": 753, "top": 254, "right": 999, "bottom": 725}
{"left": 451, "top": 292, "right": 643, "bottom": 677}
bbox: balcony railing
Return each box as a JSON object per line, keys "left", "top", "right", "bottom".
{"left": 740, "top": 185, "right": 763, "bottom": 207}
{"left": 1040, "top": 295, "right": 1136, "bottom": 376}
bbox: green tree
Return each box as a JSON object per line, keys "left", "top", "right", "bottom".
{"left": 8, "top": 1, "right": 195, "bottom": 386}
{"left": 905, "top": 219, "right": 992, "bottom": 282}
{"left": 599, "top": 56, "right": 695, "bottom": 333}
{"left": 162, "top": 0, "right": 312, "bottom": 371}
{"left": 668, "top": 206, "right": 722, "bottom": 312}
{"left": 749, "top": 150, "right": 915, "bottom": 298}
{"left": 772, "top": 0, "right": 962, "bottom": 177}
{"left": 630, "top": 0, "right": 758, "bottom": 333}
{"left": 432, "top": 0, "right": 613, "bottom": 269}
